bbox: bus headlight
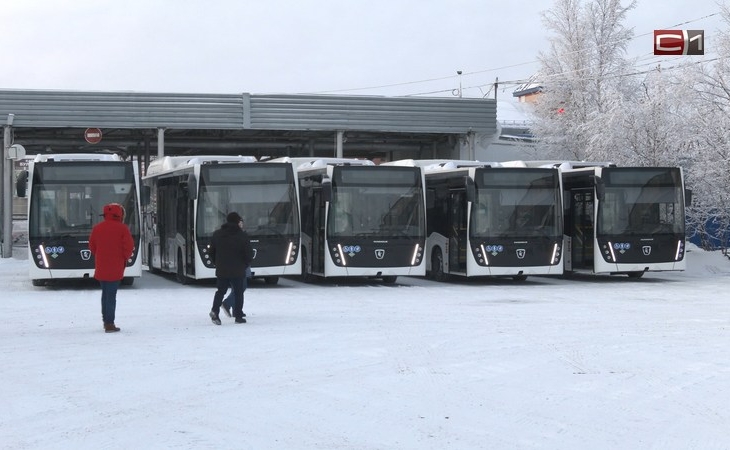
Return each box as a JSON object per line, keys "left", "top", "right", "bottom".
{"left": 200, "top": 243, "right": 215, "bottom": 268}
{"left": 604, "top": 241, "right": 616, "bottom": 262}
{"left": 286, "top": 242, "right": 298, "bottom": 264}
{"left": 335, "top": 244, "right": 345, "bottom": 266}
{"left": 551, "top": 243, "right": 561, "bottom": 265}
{"left": 411, "top": 244, "right": 423, "bottom": 266}
{"left": 675, "top": 240, "right": 684, "bottom": 261}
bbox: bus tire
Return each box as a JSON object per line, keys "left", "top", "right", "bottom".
{"left": 121, "top": 277, "right": 134, "bottom": 286}
{"left": 627, "top": 271, "right": 645, "bottom": 279}
{"left": 431, "top": 248, "right": 447, "bottom": 282}
{"left": 176, "top": 252, "right": 189, "bottom": 285}
{"left": 512, "top": 275, "right": 528, "bottom": 282}
{"left": 381, "top": 276, "right": 397, "bottom": 284}
{"left": 31, "top": 279, "right": 46, "bottom": 287}
{"left": 264, "top": 276, "right": 279, "bottom": 285}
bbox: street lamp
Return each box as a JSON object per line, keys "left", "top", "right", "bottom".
{"left": 452, "top": 71, "right": 463, "bottom": 98}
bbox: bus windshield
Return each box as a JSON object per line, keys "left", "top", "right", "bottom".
{"left": 28, "top": 166, "right": 139, "bottom": 240}
{"left": 196, "top": 182, "right": 299, "bottom": 239}
{"left": 328, "top": 184, "right": 424, "bottom": 238}
{"left": 597, "top": 169, "right": 684, "bottom": 236}
{"left": 471, "top": 170, "right": 561, "bottom": 238}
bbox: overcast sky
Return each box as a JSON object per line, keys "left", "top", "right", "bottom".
{"left": 0, "top": 0, "right": 725, "bottom": 100}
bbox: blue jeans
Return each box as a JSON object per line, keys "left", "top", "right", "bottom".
{"left": 100, "top": 280, "right": 120, "bottom": 324}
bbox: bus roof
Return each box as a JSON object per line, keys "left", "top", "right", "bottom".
{"left": 385, "top": 159, "right": 497, "bottom": 170}
{"left": 269, "top": 157, "right": 375, "bottom": 171}
{"left": 32, "top": 153, "right": 122, "bottom": 163}
{"left": 145, "top": 155, "right": 257, "bottom": 176}
{"left": 509, "top": 160, "right": 617, "bottom": 170}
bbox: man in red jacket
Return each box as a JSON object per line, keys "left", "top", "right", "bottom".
{"left": 89, "top": 203, "right": 134, "bottom": 333}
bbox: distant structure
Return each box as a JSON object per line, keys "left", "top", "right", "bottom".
{"left": 512, "top": 74, "right": 543, "bottom": 104}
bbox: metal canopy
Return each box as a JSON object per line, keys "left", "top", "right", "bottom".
{"left": 0, "top": 89, "right": 497, "bottom": 158}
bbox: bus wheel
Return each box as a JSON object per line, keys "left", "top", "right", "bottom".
{"left": 627, "top": 271, "right": 645, "bottom": 279}
{"left": 31, "top": 279, "right": 46, "bottom": 287}
{"left": 431, "top": 248, "right": 447, "bottom": 282}
{"left": 264, "top": 276, "right": 279, "bottom": 285}
{"left": 121, "top": 277, "right": 134, "bottom": 286}
{"left": 176, "top": 253, "right": 189, "bottom": 285}
{"left": 512, "top": 275, "right": 528, "bottom": 282}
{"left": 381, "top": 276, "right": 397, "bottom": 284}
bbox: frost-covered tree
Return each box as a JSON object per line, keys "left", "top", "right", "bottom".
{"left": 530, "top": 0, "right": 637, "bottom": 160}
{"left": 686, "top": 2, "right": 730, "bottom": 249}
{"left": 598, "top": 65, "right": 702, "bottom": 167}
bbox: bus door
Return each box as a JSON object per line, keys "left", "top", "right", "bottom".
{"left": 448, "top": 191, "right": 468, "bottom": 273}
{"left": 176, "top": 180, "right": 192, "bottom": 276}
{"left": 312, "top": 189, "right": 325, "bottom": 274}
{"left": 569, "top": 189, "right": 594, "bottom": 270}
{"left": 158, "top": 183, "right": 173, "bottom": 270}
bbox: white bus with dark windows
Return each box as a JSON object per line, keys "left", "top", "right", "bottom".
{"left": 19, "top": 154, "right": 142, "bottom": 286}
{"left": 558, "top": 161, "right": 690, "bottom": 278}
{"left": 275, "top": 158, "right": 426, "bottom": 283}
{"left": 399, "top": 159, "right": 563, "bottom": 281}
{"left": 142, "top": 155, "right": 301, "bottom": 284}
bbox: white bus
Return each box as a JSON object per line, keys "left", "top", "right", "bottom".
{"left": 22, "top": 154, "right": 142, "bottom": 286}
{"left": 274, "top": 158, "right": 426, "bottom": 283}
{"left": 559, "top": 162, "right": 689, "bottom": 277}
{"left": 394, "top": 159, "right": 563, "bottom": 281}
{"left": 142, "top": 155, "right": 300, "bottom": 284}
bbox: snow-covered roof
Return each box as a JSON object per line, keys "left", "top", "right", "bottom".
{"left": 512, "top": 73, "right": 543, "bottom": 97}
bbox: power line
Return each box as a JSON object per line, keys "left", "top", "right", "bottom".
{"left": 305, "top": 10, "right": 724, "bottom": 97}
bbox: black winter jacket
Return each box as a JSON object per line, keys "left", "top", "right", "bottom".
{"left": 209, "top": 222, "right": 254, "bottom": 278}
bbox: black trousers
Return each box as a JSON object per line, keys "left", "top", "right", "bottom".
{"left": 212, "top": 276, "right": 245, "bottom": 319}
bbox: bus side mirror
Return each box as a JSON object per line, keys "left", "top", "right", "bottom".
{"left": 141, "top": 185, "right": 151, "bottom": 206}
{"left": 322, "top": 177, "right": 332, "bottom": 203}
{"left": 465, "top": 177, "right": 475, "bottom": 203}
{"left": 16, "top": 170, "right": 28, "bottom": 198}
{"left": 187, "top": 173, "right": 198, "bottom": 200}
{"left": 594, "top": 176, "right": 605, "bottom": 201}
{"left": 685, "top": 189, "right": 692, "bottom": 207}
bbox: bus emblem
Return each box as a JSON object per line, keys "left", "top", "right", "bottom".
{"left": 80, "top": 249, "right": 92, "bottom": 261}
{"left": 375, "top": 249, "right": 385, "bottom": 259}
{"left": 252, "top": 249, "right": 258, "bottom": 259}
{"left": 516, "top": 249, "right": 526, "bottom": 259}
{"left": 642, "top": 246, "right": 652, "bottom": 256}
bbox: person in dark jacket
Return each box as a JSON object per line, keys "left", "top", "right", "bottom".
{"left": 209, "top": 212, "right": 254, "bottom": 325}
{"left": 89, "top": 203, "right": 134, "bottom": 333}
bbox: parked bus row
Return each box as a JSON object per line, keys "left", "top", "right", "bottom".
{"left": 18, "top": 154, "right": 690, "bottom": 286}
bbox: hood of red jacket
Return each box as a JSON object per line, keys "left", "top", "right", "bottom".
{"left": 103, "top": 203, "right": 125, "bottom": 222}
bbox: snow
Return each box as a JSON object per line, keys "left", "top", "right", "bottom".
{"left": 2, "top": 242, "right": 730, "bottom": 449}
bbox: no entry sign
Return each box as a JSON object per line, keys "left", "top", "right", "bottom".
{"left": 84, "top": 128, "right": 103, "bottom": 144}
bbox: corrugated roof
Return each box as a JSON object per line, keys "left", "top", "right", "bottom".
{"left": 0, "top": 89, "right": 496, "bottom": 134}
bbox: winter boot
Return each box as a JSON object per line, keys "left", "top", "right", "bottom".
{"left": 104, "top": 323, "right": 121, "bottom": 333}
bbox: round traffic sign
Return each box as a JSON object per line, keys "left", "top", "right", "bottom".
{"left": 84, "top": 128, "right": 103, "bottom": 144}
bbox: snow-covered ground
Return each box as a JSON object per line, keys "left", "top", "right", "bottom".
{"left": 1, "top": 240, "right": 729, "bottom": 450}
